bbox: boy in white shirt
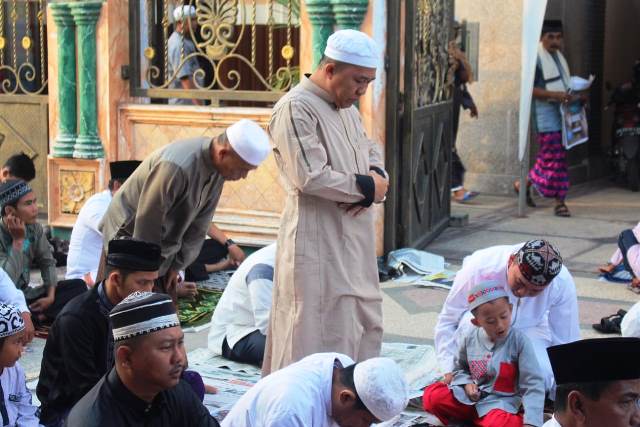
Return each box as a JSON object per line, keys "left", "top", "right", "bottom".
{"left": 0, "top": 302, "right": 40, "bottom": 426}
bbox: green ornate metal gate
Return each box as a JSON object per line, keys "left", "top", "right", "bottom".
{"left": 0, "top": 0, "right": 48, "bottom": 211}
{"left": 385, "top": 0, "right": 454, "bottom": 251}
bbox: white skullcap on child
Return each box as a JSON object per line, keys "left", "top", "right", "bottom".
{"left": 173, "top": 5, "right": 196, "bottom": 22}
{"left": 324, "top": 29, "right": 380, "bottom": 69}
{"left": 353, "top": 357, "right": 408, "bottom": 422}
{"left": 225, "top": 119, "right": 271, "bottom": 166}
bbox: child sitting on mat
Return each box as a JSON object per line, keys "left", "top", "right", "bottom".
{"left": 423, "top": 282, "right": 545, "bottom": 427}
{"left": 0, "top": 302, "right": 40, "bottom": 426}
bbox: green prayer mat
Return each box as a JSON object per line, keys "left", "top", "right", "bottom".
{"left": 178, "top": 288, "right": 223, "bottom": 327}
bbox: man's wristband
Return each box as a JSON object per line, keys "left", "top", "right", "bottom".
{"left": 224, "top": 239, "right": 236, "bottom": 248}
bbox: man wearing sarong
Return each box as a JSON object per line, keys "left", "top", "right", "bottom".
{"left": 99, "top": 119, "right": 270, "bottom": 302}
{"left": 516, "top": 20, "right": 574, "bottom": 217}
{"left": 263, "top": 29, "right": 389, "bottom": 375}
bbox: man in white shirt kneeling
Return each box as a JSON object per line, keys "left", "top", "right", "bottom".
{"left": 208, "top": 243, "right": 275, "bottom": 367}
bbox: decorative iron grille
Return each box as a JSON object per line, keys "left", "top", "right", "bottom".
{"left": 0, "top": 0, "right": 47, "bottom": 95}
{"left": 414, "top": 0, "right": 452, "bottom": 107}
{"left": 129, "top": 0, "right": 301, "bottom": 104}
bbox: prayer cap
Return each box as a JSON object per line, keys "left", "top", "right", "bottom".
{"left": 467, "top": 281, "right": 508, "bottom": 312}
{"left": 106, "top": 237, "right": 162, "bottom": 272}
{"left": 324, "top": 29, "right": 379, "bottom": 69}
{"left": 110, "top": 291, "right": 180, "bottom": 342}
{"left": 109, "top": 160, "right": 141, "bottom": 182}
{"left": 515, "top": 239, "right": 563, "bottom": 287}
{"left": 548, "top": 338, "right": 640, "bottom": 385}
{"left": 354, "top": 357, "right": 408, "bottom": 422}
{"left": 0, "top": 303, "right": 24, "bottom": 338}
{"left": 225, "top": 119, "right": 271, "bottom": 166}
{"left": 173, "top": 5, "right": 196, "bottom": 22}
{"left": 542, "top": 19, "right": 563, "bottom": 34}
{"left": 0, "top": 179, "right": 32, "bottom": 210}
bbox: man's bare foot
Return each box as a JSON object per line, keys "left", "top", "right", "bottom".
{"left": 205, "top": 384, "right": 218, "bottom": 394}
{"left": 632, "top": 277, "right": 640, "bottom": 288}
{"left": 598, "top": 263, "right": 616, "bottom": 274}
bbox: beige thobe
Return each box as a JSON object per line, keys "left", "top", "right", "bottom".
{"left": 263, "top": 77, "right": 385, "bottom": 374}
{"left": 99, "top": 137, "right": 225, "bottom": 276}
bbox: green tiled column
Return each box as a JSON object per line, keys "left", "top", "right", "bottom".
{"left": 305, "top": 0, "right": 334, "bottom": 69}
{"left": 330, "top": 0, "right": 369, "bottom": 30}
{"left": 50, "top": 3, "right": 76, "bottom": 157}
{"left": 69, "top": 2, "right": 104, "bottom": 159}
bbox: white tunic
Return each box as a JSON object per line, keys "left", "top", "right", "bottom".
{"left": 66, "top": 190, "right": 112, "bottom": 282}
{"left": 0, "top": 362, "right": 41, "bottom": 427}
{"left": 0, "top": 268, "right": 27, "bottom": 313}
{"left": 222, "top": 352, "right": 354, "bottom": 427}
{"left": 543, "top": 415, "right": 562, "bottom": 426}
{"left": 434, "top": 244, "right": 580, "bottom": 382}
{"left": 208, "top": 244, "right": 276, "bottom": 353}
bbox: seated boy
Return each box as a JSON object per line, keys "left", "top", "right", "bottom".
{"left": 0, "top": 179, "right": 86, "bottom": 324}
{"left": 0, "top": 302, "right": 41, "bottom": 425}
{"left": 423, "top": 281, "right": 545, "bottom": 427}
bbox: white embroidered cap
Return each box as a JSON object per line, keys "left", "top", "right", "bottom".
{"left": 353, "top": 357, "right": 409, "bottom": 422}
{"left": 225, "top": 119, "right": 271, "bottom": 166}
{"left": 324, "top": 29, "right": 380, "bottom": 69}
{"left": 173, "top": 5, "right": 196, "bottom": 22}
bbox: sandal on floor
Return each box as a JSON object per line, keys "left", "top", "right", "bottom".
{"left": 554, "top": 203, "right": 571, "bottom": 217}
{"left": 592, "top": 311, "right": 625, "bottom": 334}
{"left": 513, "top": 182, "right": 536, "bottom": 207}
{"left": 453, "top": 191, "right": 479, "bottom": 203}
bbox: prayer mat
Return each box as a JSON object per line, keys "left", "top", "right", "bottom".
{"left": 195, "top": 270, "right": 234, "bottom": 291}
{"left": 178, "top": 288, "right": 222, "bottom": 327}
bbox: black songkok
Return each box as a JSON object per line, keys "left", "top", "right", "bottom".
{"left": 106, "top": 237, "right": 161, "bottom": 272}
{"left": 542, "top": 19, "right": 563, "bottom": 35}
{"left": 109, "top": 160, "right": 141, "bottom": 181}
{"left": 110, "top": 291, "right": 179, "bottom": 342}
{"left": 548, "top": 338, "right": 640, "bottom": 385}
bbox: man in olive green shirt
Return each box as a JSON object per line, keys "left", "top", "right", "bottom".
{"left": 99, "top": 119, "right": 270, "bottom": 302}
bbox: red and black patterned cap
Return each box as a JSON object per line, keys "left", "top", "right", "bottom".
{"left": 515, "top": 240, "right": 563, "bottom": 287}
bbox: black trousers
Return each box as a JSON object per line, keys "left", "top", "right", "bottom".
{"left": 26, "top": 279, "right": 87, "bottom": 322}
{"left": 619, "top": 229, "right": 639, "bottom": 277}
{"left": 222, "top": 330, "right": 266, "bottom": 368}
{"left": 185, "top": 239, "right": 228, "bottom": 282}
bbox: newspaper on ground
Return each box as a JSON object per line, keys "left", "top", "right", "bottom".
{"left": 387, "top": 249, "right": 445, "bottom": 276}
{"left": 380, "top": 342, "right": 443, "bottom": 398}
{"left": 375, "top": 411, "right": 443, "bottom": 427}
{"left": 392, "top": 270, "right": 456, "bottom": 290}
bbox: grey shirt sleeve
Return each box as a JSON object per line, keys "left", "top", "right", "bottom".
{"left": 517, "top": 334, "right": 545, "bottom": 427}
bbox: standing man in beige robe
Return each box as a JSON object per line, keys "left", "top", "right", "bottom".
{"left": 99, "top": 119, "right": 270, "bottom": 301}
{"left": 263, "top": 29, "right": 389, "bottom": 375}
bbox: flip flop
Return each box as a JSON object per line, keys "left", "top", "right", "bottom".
{"left": 592, "top": 312, "right": 625, "bottom": 334}
{"left": 453, "top": 191, "right": 479, "bottom": 203}
{"left": 554, "top": 203, "right": 571, "bottom": 217}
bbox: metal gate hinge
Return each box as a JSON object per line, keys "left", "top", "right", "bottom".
{"left": 121, "top": 65, "right": 130, "bottom": 80}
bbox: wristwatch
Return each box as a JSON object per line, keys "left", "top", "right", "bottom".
{"left": 224, "top": 239, "right": 236, "bottom": 248}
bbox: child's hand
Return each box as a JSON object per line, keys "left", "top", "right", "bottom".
{"left": 464, "top": 383, "right": 480, "bottom": 401}
{"left": 441, "top": 373, "right": 453, "bottom": 384}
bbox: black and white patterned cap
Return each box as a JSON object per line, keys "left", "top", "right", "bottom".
{"left": 0, "top": 179, "right": 32, "bottom": 210}
{"left": 110, "top": 291, "right": 180, "bottom": 342}
{"left": 515, "top": 239, "right": 563, "bottom": 286}
{"left": 0, "top": 303, "right": 25, "bottom": 338}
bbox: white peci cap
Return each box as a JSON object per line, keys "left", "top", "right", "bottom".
{"left": 225, "top": 119, "right": 271, "bottom": 166}
{"left": 353, "top": 357, "right": 409, "bottom": 422}
{"left": 173, "top": 5, "right": 196, "bottom": 22}
{"left": 324, "top": 29, "right": 380, "bottom": 69}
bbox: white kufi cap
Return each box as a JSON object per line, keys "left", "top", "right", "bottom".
{"left": 225, "top": 119, "right": 271, "bottom": 166}
{"left": 324, "top": 29, "right": 379, "bottom": 69}
{"left": 353, "top": 357, "right": 408, "bottom": 422}
{"left": 173, "top": 5, "right": 196, "bottom": 22}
